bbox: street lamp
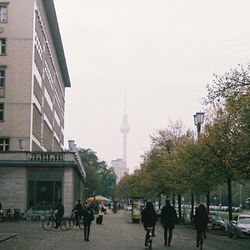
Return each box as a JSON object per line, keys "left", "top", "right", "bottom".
{"left": 19, "top": 138, "right": 25, "bottom": 151}
{"left": 193, "top": 112, "right": 205, "bottom": 135}
{"left": 191, "top": 112, "right": 205, "bottom": 216}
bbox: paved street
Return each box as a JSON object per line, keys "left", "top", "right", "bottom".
{"left": 0, "top": 210, "right": 249, "bottom": 250}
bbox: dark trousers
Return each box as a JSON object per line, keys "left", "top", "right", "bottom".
{"left": 164, "top": 227, "right": 173, "bottom": 245}
{"left": 196, "top": 229, "right": 206, "bottom": 245}
{"left": 75, "top": 212, "right": 80, "bottom": 225}
{"left": 55, "top": 214, "right": 62, "bottom": 228}
{"left": 84, "top": 223, "right": 91, "bottom": 240}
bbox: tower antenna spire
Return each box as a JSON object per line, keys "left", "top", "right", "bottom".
{"left": 120, "top": 82, "right": 130, "bottom": 169}
{"left": 124, "top": 81, "right": 127, "bottom": 113}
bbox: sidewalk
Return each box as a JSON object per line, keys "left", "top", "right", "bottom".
{"left": 0, "top": 210, "right": 249, "bottom": 250}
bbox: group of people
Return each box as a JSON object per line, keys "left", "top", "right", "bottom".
{"left": 54, "top": 198, "right": 208, "bottom": 247}
{"left": 141, "top": 200, "right": 208, "bottom": 247}
{"left": 53, "top": 199, "right": 95, "bottom": 241}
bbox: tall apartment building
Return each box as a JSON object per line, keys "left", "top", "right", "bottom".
{"left": 0, "top": 0, "right": 86, "bottom": 214}
{"left": 0, "top": 0, "right": 68, "bottom": 150}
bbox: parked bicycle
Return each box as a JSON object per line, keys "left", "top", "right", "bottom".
{"left": 42, "top": 210, "right": 67, "bottom": 231}
{"left": 145, "top": 226, "right": 154, "bottom": 249}
{"left": 65, "top": 211, "right": 84, "bottom": 230}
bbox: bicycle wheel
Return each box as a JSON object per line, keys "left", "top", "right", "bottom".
{"left": 65, "top": 218, "right": 74, "bottom": 230}
{"left": 42, "top": 218, "right": 54, "bottom": 231}
{"left": 60, "top": 218, "right": 67, "bottom": 231}
{"left": 78, "top": 217, "right": 85, "bottom": 230}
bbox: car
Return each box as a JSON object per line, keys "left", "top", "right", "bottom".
{"left": 127, "top": 205, "right": 132, "bottom": 211}
{"left": 228, "top": 214, "right": 250, "bottom": 238}
{"left": 210, "top": 213, "right": 225, "bottom": 230}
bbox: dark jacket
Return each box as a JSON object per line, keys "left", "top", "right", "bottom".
{"left": 161, "top": 204, "right": 178, "bottom": 229}
{"left": 54, "top": 202, "right": 64, "bottom": 217}
{"left": 73, "top": 203, "right": 82, "bottom": 214}
{"left": 141, "top": 203, "right": 158, "bottom": 227}
{"left": 82, "top": 207, "right": 94, "bottom": 224}
{"left": 194, "top": 205, "right": 208, "bottom": 231}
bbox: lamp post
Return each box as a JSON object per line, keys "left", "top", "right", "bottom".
{"left": 68, "top": 139, "right": 76, "bottom": 151}
{"left": 193, "top": 112, "right": 205, "bottom": 136}
{"left": 19, "top": 138, "right": 25, "bottom": 151}
{"left": 240, "top": 184, "right": 243, "bottom": 212}
{"left": 191, "top": 112, "right": 205, "bottom": 216}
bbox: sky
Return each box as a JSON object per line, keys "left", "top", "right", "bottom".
{"left": 54, "top": 0, "right": 250, "bottom": 172}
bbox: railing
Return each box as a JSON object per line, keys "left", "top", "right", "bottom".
{"left": 27, "top": 152, "right": 64, "bottom": 162}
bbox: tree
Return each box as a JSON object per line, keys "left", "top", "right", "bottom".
{"left": 205, "top": 63, "right": 250, "bottom": 220}
{"left": 78, "top": 148, "right": 116, "bottom": 198}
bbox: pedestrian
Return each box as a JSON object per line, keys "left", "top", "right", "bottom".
{"left": 141, "top": 201, "right": 158, "bottom": 246}
{"left": 194, "top": 204, "right": 208, "bottom": 248}
{"left": 53, "top": 198, "right": 64, "bottom": 229}
{"left": 72, "top": 200, "right": 82, "bottom": 226}
{"left": 160, "top": 199, "right": 178, "bottom": 246}
{"left": 82, "top": 202, "right": 94, "bottom": 241}
{"left": 96, "top": 202, "right": 106, "bottom": 224}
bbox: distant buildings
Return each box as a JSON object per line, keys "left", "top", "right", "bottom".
{"left": 0, "top": 0, "right": 85, "bottom": 215}
{"left": 111, "top": 159, "right": 129, "bottom": 183}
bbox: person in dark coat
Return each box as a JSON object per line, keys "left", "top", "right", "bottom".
{"left": 82, "top": 202, "right": 94, "bottom": 241}
{"left": 194, "top": 204, "right": 208, "bottom": 248}
{"left": 72, "top": 200, "right": 82, "bottom": 226}
{"left": 141, "top": 201, "right": 158, "bottom": 246}
{"left": 160, "top": 200, "right": 178, "bottom": 246}
{"left": 53, "top": 199, "right": 64, "bottom": 229}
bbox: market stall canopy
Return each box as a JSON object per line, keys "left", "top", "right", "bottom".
{"left": 86, "top": 195, "right": 111, "bottom": 203}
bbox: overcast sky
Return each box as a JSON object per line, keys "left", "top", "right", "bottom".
{"left": 54, "top": 0, "right": 250, "bottom": 172}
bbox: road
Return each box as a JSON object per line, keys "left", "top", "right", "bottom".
{"left": 0, "top": 210, "right": 249, "bottom": 250}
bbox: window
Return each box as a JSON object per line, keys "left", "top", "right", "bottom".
{"left": 0, "top": 69, "right": 5, "bottom": 87}
{"left": 0, "top": 5, "right": 7, "bottom": 22}
{"left": 0, "top": 138, "right": 9, "bottom": 151}
{"left": 0, "top": 38, "right": 6, "bottom": 55}
{"left": 0, "top": 103, "right": 4, "bottom": 120}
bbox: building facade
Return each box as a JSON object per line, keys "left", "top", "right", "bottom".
{"left": 0, "top": 0, "right": 85, "bottom": 215}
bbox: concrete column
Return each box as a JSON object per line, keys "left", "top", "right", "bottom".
{"left": 63, "top": 167, "right": 74, "bottom": 216}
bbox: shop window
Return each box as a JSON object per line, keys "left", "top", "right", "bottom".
{"left": 27, "top": 170, "right": 63, "bottom": 210}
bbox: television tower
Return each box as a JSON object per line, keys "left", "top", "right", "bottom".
{"left": 120, "top": 87, "right": 130, "bottom": 168}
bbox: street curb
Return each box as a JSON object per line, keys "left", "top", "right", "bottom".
{"left": 0, "top": 233, "right": 17, "bottom": 243}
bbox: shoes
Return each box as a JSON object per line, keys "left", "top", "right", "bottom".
{"left": 164, "top": 241, "right": 167, "bottom": 246}
{"left": 53, "top": 226, "right": 58, "bottom": 229}
{"left": 196, "top": 243, "right": 199, "bottom": 248}
{"left": 168, "top": 242, "right": 170, "bottom": 246}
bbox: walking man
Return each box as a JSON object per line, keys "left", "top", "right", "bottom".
{"left": 82, "top": 202, "right": 94, "bottom": 241}
{"left": 161, "top": 200, "right": 178, "bottom": 246}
